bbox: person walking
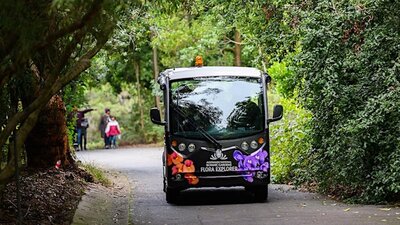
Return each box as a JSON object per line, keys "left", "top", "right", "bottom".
{"left": 73, "top": 107, "right": 94, "bottom": 151}
{"left": 79, "top": 115, "right": 89, "bottom": 150}
{"left": 105, "top": 116, "right": 121, "bottom": 149}
{"left": 99, "top": 108, "right": 111, "bottom": 149}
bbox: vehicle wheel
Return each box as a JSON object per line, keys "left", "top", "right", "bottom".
{"left": 163, "top": 176, "right": 167, "bottom": 192}
{"left": 166, "top": 188, "right": 180, "bottom": 204}
{"left": 248, "top": 186, "right": 268, "bottom": 203}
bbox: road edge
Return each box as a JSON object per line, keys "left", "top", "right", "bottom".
{"left": 71, "top": 170, "right": 131, "bottom": 225}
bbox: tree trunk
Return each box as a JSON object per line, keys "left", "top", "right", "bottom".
{"left": 0, "top": 108, "right": 40, "bottom": 184}
{"left": 184, "top": 0, "right": 192, "bottom": 26}
{"left": 25, "top": 95, "right": 72, "bottom": 168}
{"left": 134, "top": 60, "right": 145, "bottom": 131}
{"left": 152, "top": 44, "right": 161, "bottom": 110}
{"left": 259, "top": 47, "right": 268, "bottom": 72}
{"left": 234, "top": 29, "right": 242, "bottom": 66}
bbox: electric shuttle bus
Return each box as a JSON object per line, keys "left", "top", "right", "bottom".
{"left": 150, "top": 62, "right": 283, "bottom": 203}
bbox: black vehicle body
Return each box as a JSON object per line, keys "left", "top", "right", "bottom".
{"left": 150, "top": 66, "right": 283, "bottom": 203}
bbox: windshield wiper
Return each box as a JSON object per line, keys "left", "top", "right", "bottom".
{"left": 171, "top": 105, "right": 222, "bottom": 150}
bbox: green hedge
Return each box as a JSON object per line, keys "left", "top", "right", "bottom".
{"left": 294, "top": 0, "right": 400, "bottom": 203}
{"left": 269, "top": 96, "right": 312, "bottom": 185}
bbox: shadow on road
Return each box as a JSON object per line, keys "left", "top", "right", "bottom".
{"left": 172, "top": 187, "right": 261, "bottom": 205}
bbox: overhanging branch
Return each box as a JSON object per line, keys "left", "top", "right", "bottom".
{"left": 0, "top": 37, "right": 108, "bottom": 150}
{"left": 36, "top": 0, "right": 104, "bottom": 50}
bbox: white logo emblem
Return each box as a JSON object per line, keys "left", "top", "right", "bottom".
{"left": 210, "top": 149, "right": 227, "bottom": 160}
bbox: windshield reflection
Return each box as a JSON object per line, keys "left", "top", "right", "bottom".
{"left": 170, "top": 76, "right": 264, "bottom": 139}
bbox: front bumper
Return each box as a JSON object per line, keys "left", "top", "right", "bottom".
{"left": 167, "top": 171, "right": 270, "bottom": 190}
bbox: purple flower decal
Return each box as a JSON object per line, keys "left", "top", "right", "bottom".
{"left": 260, "top": 162, "right": 270, "bottom": 172}
{"left": 237, "top": 161, "right": 245, "bottom": 171}
{"left": 233, "top": 148, "right": 269, "bottom": 182}
{"left": 233, "top": 150, "right": 244, "bottom": 161}
{"left": 243, "top": 156, "right": 258, "bottom": 170}
{"left": 243, "top": 175, "right": 254, "bottom": 182}
{"left": 253, "top": 150, "right": 268, "bottom": 164}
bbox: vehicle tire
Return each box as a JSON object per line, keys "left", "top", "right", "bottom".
{"left": 166, "top": 188, "right": 179, "bottom": 204}
{"left": 163, "top": 176, "right": 167, "bottom": 192}
{"left": 248, "top": 186, "right": 268, "bottom": 203}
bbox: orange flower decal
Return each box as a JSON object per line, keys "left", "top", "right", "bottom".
{"left": 170, "top": 152, "right": 183, "bottom": 165}
{"left": 167, "top": 155, "right": 173, "bottom": 166}
{"left": 182, "top": 159, "right": 195, "bottom": 173}
{"left": 172, "top": 163, "right": 183, "bottom": 175}
{"left": 184, "top": 174, "right": 199, "bottom": 185}
{"left": 168, "top": 151, "right": 199, "bottom": 185}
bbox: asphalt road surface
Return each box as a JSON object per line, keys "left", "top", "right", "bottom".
{"left": 77, "top": 147, "right": 400, "bottom": 225}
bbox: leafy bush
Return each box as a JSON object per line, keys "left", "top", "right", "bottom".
{"left": 123, "top": 84, "right": 164, "bottom": 144}
{"left": 268, "top": 60, "right": 297, "bottom": 98}
{"left": 293, "top": 0, "right": 400, "bottom": 203}
{"left": 84, "top": 83, "right": 163, "bottom": 147}
{"left": 269, "top": 94, "right": 312, "bottom": 184}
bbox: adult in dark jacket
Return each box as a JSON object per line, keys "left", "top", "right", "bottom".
{"left": 99, "top": 108, "right": 111, "bottom": 148}
{"left": 76, "top": 108, "right": 94, "bottom": 151}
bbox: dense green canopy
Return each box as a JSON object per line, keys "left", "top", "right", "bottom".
{"left": 293, "top": 0, "right": 400, "bottom": 202}
{"left": 1, "top": 0, "right": 399, "bottom": 203}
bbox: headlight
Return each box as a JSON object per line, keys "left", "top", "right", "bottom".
{"left": 241, "top": 141, "right": 249, "bottom": 151}
{"left": 188, "top": 143, "right": 196, "bottom": 152}
{"left": 178, "top": 143, "right": 186, "bottom": 151}
{"left": 250, "top": 140, "right": 258, "bottom": 149}
{"left": 171, "top": 140, "right": 177, "bottom": 147}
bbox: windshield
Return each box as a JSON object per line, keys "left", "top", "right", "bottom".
{"left": 170, "top": 76, "right": 265, "bottom": 140}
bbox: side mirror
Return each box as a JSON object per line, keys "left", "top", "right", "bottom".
{"left": 268, "top": 104, "right": 283, "bottom": 123}
{"left": 264, "top": 73, "right": 272, "bottom": 84}
{"left": 150, "top": 108, "right": 166, "bottom": 125}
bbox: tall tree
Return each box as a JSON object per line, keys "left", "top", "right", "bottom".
{"left": 133, "top": 59, "right": 145, "bottom": 131}
{"left": 234, "top": 29, "right": 242, "bottom": 66}
{"left": 0, "top": 0, "right": 125, "bottom": 183}
{"left": 151, "top": 31, "right": 161, "bottom": 110}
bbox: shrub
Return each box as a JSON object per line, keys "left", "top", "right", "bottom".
{"left": 269, "top": 95, "right": 312, "bottom": 184}
{"left": 293, "top": 0, "right": 400, "bottom": 203}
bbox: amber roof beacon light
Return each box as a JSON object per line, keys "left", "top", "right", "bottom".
{"left": 195, "top": 55, "right": 203, "bottom": 67}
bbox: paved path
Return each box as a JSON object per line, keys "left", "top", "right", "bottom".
{"left": 72, "top": 170, "right": 130, "bottom": 225}
{"left": 77, "top": 147, "right": 400, "bottom": 225}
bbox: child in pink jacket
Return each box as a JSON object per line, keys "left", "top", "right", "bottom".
{"left": 105, "top": 116, "right": 121, "bottom": 148}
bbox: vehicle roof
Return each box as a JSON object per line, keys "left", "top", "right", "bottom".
{"left": 163, "top": 66, "right": 264, "bottom": 81}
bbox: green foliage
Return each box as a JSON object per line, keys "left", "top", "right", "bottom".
{"left": 5, "top": 0, "right": 398, "bottom": 204}
{"left": 63, "top": 79, "right": 92, "bottom": 147}
{"left": 80, "top": 162, "right": 111, "bottom": 186}
{"left": 84, "top": 84, "right": 163, "bottom": 147}
{"left": 152, "top": 13, "right": 229, "bottom": 67}
{"left": 84, "top": 84, "right": 131, "bottom": 147}
{"left": 1, "top": 0, "right": 127, "bottom": 180}
{"left": 268, "top": 61, "right": 296, "bottom": 98}
{"left": 270, "top": 94, "right": 312, "bottom": 184}
{"left": 292, "top": 0, "right": 400, "bottom": 202}
{"left": 124, "top": 88, "right": 164, "bottom": 144}
{"left": 204, "top": 0, "right": 301, "bottom": 67}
